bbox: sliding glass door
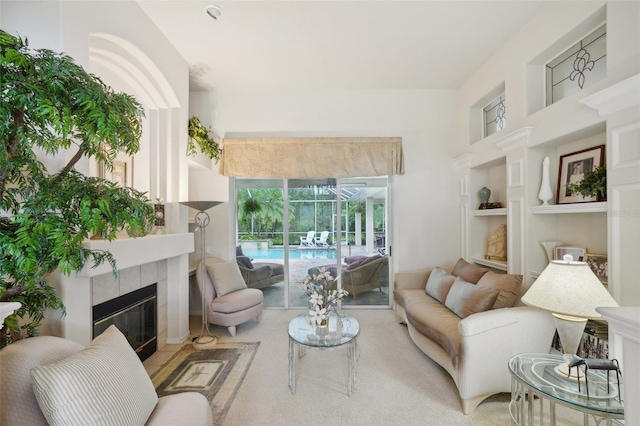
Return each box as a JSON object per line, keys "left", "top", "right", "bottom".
{"left": 235, "top": 177, "right": 389, "bottom": 309}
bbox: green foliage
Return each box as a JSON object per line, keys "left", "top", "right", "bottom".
{"left": 187, "top": 116, "right": 221, "bottom": 162}
{"left": 0, "top": 30, "right": 153, "bottom": 346}
{"left": 567, "top": 166, "right": 606, "bottom": 199}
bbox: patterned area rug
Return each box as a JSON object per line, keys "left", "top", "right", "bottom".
{"left": 151, "top": 342, "right": 260, "bottom": 424}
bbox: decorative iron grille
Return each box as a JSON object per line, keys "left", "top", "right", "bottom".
{"left": 546, "top": 25, "right": 606, "bottom": 106}
{"left": 483, "top": 94, "right": 506, "bottom": 137}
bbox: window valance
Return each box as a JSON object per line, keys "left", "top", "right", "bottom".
{"left": 220, "top": 137, "right": 403, "bottom": 179}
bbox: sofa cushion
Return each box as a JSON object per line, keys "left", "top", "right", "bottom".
{"left": 236, "top": 245, "right": 245, "bottom": 256}
{"left": 346, "top": 254, "right": 382, "bottom": 270}
{"left": 30, "top": 325, "right": 158, "bottom": 426}
{"left": 211, "top": 288, "right": 264, "bottom": 313}
{"left": 425, "top": 267, "right": 456, "bottom": 304}
{"left": 444, "top": 277, "right": 500, "bottom": 318}
{"left": 345, "top": 255, "right": 368, "bottom": 265}
{"left": 452, "top": 258, "right": 489, "bottom": 284}
{"left": 236, "top": 255, "right": 254, "bottom": 269}
{"left": 207, "top": 260, "right": 248, "bottom": 297}
{"left": 398, "top": 290, "right": 462, "bottom": 369}
{"left": 477, "top": 271, "right": 523, "bottom": 309}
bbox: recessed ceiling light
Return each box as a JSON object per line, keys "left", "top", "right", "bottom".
{"left": 205, "top": 5, "right": 223, "bottom": 20}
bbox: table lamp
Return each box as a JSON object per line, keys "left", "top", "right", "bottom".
{"left": 521, "top": 254, "right": 618, "bottom": 378}
{"left": 180, "top": 201, "right": 223, "bottom": 349}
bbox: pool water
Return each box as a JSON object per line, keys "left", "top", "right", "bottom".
{"left": 243, "top": 247, "right": 338, "bottom": 260}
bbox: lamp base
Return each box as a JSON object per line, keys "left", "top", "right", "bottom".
{"left": 192, "top": 335, "right": 217, "bottom": 350}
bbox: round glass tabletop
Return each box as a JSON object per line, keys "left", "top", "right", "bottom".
{"left": 509, "top": 353, "right": 624, "bottom": 417}
{"left": 288, "top": 311, "right": 359, "bottom": 348}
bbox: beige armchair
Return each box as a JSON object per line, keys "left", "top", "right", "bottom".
{"left": 196, "top": 257, "right": 263, "bottom": 337}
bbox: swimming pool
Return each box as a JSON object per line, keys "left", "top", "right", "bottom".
{"left": 242, "top": 247, "right": 338, "bottom": 260}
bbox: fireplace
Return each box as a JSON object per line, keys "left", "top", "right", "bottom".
{"left": 93, "top": 284, "right": 157, "bottom": 362}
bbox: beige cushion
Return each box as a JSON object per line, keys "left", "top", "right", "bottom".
{"left": 211, "top": 288, "right": 264, "bottom": 313}
{"left": 452, "top": 258, "right": 489, "bottom": 284}
{"left": 444, "top": 277, "right": 499, "bottom": 318}
{"left": 477, "top": 271, "right": 523, "bottom": 309}
{"left": 30, "top": 325, "right": 158, "bottom": 426}
{"left": 207, "top": 260, "right": 248, "bottom": 297}
{"left": 425, "top": 267, "right": 456, "bottom": 304}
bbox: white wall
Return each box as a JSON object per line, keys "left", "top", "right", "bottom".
{"left": 189, "top": 89, "right": 460, "bottom": 273}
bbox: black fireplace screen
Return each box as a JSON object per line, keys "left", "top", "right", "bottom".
{"left": 93, "top": 284, "right": 157, "bottom": 362}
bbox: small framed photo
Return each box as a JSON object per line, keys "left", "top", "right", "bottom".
{"left": 554, "top": 246, "right": 586, "bottom": 262}
{"left": 584, "top": 253, "right": 608, "bottom": 285}
{"left": 556, "top": 145, "right": 605, "bottom": 204}
{"left": 100, "top": 151, "right": 133, "bottom": 188}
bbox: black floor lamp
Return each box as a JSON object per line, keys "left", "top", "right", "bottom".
{"left": 180, "top": 201, "right": 223, "bottom": 350}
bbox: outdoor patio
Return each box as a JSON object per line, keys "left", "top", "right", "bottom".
{"left": 253, "top": 244, "right": 389, "bottom": 308}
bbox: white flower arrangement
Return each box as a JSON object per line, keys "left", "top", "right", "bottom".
{"left": 299, "top": 267, "right": 348, "bottom": 325}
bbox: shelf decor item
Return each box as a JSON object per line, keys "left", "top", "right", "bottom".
{"left": 485, "top": 224, "right": 507, "bottom": 261}
{"left": 539, "top": 240, "right": 564, "bottom": 264}
{"left": 567, "top": 165, "right": 607, "bottom": 201}
{"left": 556, "top": 145, "right": 605, "bottom": 204}
{"left": 584, "top": 253, "right": 608, "bottom": 285}
{"left": 153, "top": 198, "right": 165, "bottom": 235}
{"left": 554, "top": 246, "right": 586, "bottom": 262}
{"left": 521, "top": 254, "right": 618, "bottom": 379}
{"left": 538, "top": 156, "right": 553, "bottom": 205}
{"left": 478, "top": 187, "right": 491, "bottom": 207}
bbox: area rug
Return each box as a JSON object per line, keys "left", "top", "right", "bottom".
{"left": 151, "top": 342, "right": 260, "bottom": 424}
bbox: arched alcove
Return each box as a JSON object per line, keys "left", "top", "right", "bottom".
{"left": 87, "top": 33, "right": 181, "bottom": 206}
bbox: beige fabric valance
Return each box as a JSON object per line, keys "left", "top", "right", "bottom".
{"left": 220, "top": 137, "right": 403, "bottom": 179}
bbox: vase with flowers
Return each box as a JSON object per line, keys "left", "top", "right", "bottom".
{"left": 299, "top": 267, "right": 349, "bottom": 332}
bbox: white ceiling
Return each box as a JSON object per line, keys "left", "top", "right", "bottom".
{"left": 136, "top": 0, "right": 544, "bottom": 91}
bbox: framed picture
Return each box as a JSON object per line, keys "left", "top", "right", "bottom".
{"left": 100, "top": 151, "right": 133, "bottom": 188}
{"left": 554, "top": 246, "right": 586, "bottom": 262}
{"left": 584, "top": 253, "right": 608, "bottom": 285}
{"left": 556, "top": 145, "right": 605, "bottom": 204}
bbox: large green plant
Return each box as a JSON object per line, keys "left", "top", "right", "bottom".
{"left": 0, "top": 30, "right": 154, "bottom": 346}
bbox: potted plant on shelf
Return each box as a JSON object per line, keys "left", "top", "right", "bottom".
{"left": 0, "top": 30, "right": 154, "bottom": 347}
{"left": 187, "top": 116, "right": 222, "bottom": 162}
{"left": 567, "top": 165, "right": 607, "bottom": 201}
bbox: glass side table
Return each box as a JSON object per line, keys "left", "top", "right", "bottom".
{"left": 509, "top": 353, "right": 624, "bottom": 426}
{"left": 288, "top": 311, "right": 360, "bottom": 396}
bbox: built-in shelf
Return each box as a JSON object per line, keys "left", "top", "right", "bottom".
{"left": 472, "top": 257, "right": 508, "bottom": 271}
{"left": 530, "top": 202, "right": 607, "bottom": 214}
{"left": 472, "top": 208, "right": 507, "bottom": 216}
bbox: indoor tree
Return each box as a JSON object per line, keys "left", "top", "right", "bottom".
{"left": 0, "top": 30, "right": 154, "bottom": 346}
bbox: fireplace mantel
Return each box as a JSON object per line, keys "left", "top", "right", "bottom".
{"left": 80, "top": 233, "right": 194, "bottom": 277}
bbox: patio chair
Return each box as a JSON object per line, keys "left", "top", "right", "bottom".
{"left": 314, "top": 231, "right": 330, "bottom": 248}
{"left": 300, "top": 231, "right": 316, "bottom": 246}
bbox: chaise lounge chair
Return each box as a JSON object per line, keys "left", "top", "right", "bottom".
{"left": 300, "top": 231, "right": 316, "bottom": 246}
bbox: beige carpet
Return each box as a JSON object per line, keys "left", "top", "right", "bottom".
{"left": 205, "top": 309, "right": 584, "bottom": 426}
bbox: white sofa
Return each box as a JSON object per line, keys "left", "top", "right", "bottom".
{"left": 0, "top": 326, "right": 213, "bottom": 426}
{"left": 393, "top": 260, "right": 556, "bottom": 414}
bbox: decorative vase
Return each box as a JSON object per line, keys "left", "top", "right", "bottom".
{"left": 538, "top": 156, "right": 553, "bottom": 206}
{"left": 539, "top": 240, "right": 564, "bottom": 264}
{"left": 479, "top": 187, "right": 491, "bottom": 206}
{"left": 316, "top": 317, "right": 329, "bottom": 336}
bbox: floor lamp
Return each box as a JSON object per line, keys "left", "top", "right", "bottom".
{"left": 180, "top": 201, "right": 223, "bottom": 350}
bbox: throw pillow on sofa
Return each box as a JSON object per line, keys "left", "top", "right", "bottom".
{"left": 30, "top": 325, "right": 158, "bottom": 426}
{"left": 425, "top": 267, "right": 456, "bottom": 304}
{"left": 477, "top": 271, "right": 523, "bottom": 309}
{"left": 444, "top": 277, "right": 500, "bottom": 318}
{"left": 451, "top": 258, "right": 490, "bottom": 284}
{"left": 236, "top": 256, "right": 254, "bottom": 269}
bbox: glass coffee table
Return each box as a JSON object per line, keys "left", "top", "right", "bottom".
{"left": 288, "top": 311, "right": 360, "bottom": 396}
{"left": 509, "top": 353, "right": 624, "bottom": 425}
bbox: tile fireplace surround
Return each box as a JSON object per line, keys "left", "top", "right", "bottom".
{"left": 49, "top": 233, "right": 193, "bottom": 348}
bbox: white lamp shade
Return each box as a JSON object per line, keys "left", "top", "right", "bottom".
{"left": 522, "top": 259, "right": 618, "bottom": 318}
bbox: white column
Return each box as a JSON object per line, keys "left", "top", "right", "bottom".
{"left": 355, "top": 212, "right": 362, "bottom": 246}
{"left": 366, "top": 198, "right": 375, "bottom": 253}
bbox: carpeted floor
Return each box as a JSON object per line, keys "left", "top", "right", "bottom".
{"left": 150, "top": 342, "right": 259, "bottom": 424}
{"left": 213, "top": 309, "right": 584, "bottom": 426}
